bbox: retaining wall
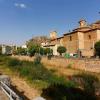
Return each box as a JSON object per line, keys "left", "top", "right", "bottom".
{"left": 12, "top": 55, "right": 100, "bottom": 73}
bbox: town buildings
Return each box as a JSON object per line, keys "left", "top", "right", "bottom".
{"left": 46, "top": 19, "right": 100, "bottom": 57}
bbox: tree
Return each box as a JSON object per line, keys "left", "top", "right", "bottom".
{"left": 44, "top": 48, "right": 53, "bottom": 55}
{"left": 0, "top": 46, "right": 2, "bottom": 55}
{"left": 28, "top": 44, "right": 40, "bottom": 57}
{"left": 26, "top": 36, "right": 49, "bottom": 47}
{"left": 17, "top": 47, "right": 27, "bottom": 55}
{"left": 39, "top": 47, "right": 53, "bottom": 56}
{"left": 94, "top": 40, "right": 100, "bottom": 57}
{"left": 57, "top": 46, "right": 66, "bottom": 56}
{"left": 40, "top": 47, "right": 45, "bottom": 55}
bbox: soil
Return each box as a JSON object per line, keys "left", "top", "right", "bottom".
{"left": 11, "top": 76, "right": 39, "bottom": 100}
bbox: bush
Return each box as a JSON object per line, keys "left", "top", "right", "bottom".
{"left": 19, "top": 66, "right": 30, "bottom": 77}
{"left": 72, "top": 73, "right": 99, "bottom": 95}
{"left": 28, "top": 44, "right": 40, "bottom": 57}
{"left": 40, "top": 47, "right": 45, "bottom": 55}
{"left": 33, "top": 55, "right": 41, "bottom": 65}
{"left": 44, "top": 48, "right": 53, "bottom": 55}
{"left": 94, "top": 41, "right": 100, "bottom": 57}
{"left": 7, "top": 58, "right": 22, "bottom": 67}
{"left": 17, "top": 47, "right": 27, "bottom": 55}
{"left": 57, "top": 46, "right": 66, "bottom": 56}
{"left": 41, "top": 83, "right": 96, "bottom": 100}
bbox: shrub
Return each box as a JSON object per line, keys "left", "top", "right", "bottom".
{"left": 57, "top": 46, "right": 66, "bottom": 56}
{"left": 17, "top": 47, "right": 27, "bottom": 55}
{"left": 94, "top": 40, "right": 100, "bottom": 57}
{"left": 7, "top": 58, "right": 22, "bottom": 67}
{"left": 33, "top": 55, "right": 41, "bottom": 65}
{"left": 41, "top": 83, "right": 96, "bottom": 100}
{"left": 40, "top": 47, "right": 45, "bottom": 55}
{"left": 19, "top": 66, "right": 30, "bottom": 77}
{"left": 28, "top": 44, "right": 40, "bottom": 57}
{"left": 72, "top": 73, "right": 99, "bottom": 95}
{"left": 67, "top": 64, "right": 72, "bottom": 68}
{"left": 44, "top": 48, "right": 53, "bottom": 56}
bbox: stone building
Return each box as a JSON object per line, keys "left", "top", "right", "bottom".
{"left": 46, "top": 19, "right": 100, "bottom": 57}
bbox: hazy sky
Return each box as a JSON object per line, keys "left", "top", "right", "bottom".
{"left": 0, "top": 0, "right": 100, "bottom": 45}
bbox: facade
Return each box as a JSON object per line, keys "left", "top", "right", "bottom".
{"left": 2, "top": 45, "right": 12, "bottom": 55}
{"left": 21, "top": 44, "right": 27, "bottom": 49}
{"left": 45, "top": 19, "right": 100, "bottom": 57}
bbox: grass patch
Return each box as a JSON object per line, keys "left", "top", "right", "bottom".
{"left": 0, "top": 55, "right": 100, "bottom": 99}
{"left": 0, "top": 55, "right": 72, "bottom": 90}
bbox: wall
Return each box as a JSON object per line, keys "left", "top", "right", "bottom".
{"left": 83, "top": 30, "right": 97, "bottom": 57}
{"left": 63, "top": 32, "right": 78, "bottom": 53}
{"left": 78, "top": 32, "right": 84, "bottom": 50}
{"left": 97, "top": 30, "right": 100, "bottom": 40}
{"left": 84, "top": 30, "right": 97, "bottom": 50}
{"left": 12, "top": 56, "right": 100, "bottom": 73}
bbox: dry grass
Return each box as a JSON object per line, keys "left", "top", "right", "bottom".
{"left": 0, "top": 65, "right": 40, "bottom": 100}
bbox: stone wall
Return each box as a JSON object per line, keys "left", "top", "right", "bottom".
{"left": 12, "top": 56, "right": 100, "bottom": 73}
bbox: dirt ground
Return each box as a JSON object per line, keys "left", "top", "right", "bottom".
{"left": 0, "top": 66, "right": 39, "bottom": 100}
{"left": 11, "top": 76, "right": 39, "bottom": 100}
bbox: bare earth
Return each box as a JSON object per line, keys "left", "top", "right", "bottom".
{"left": 11, "top": 76, "right": 39, "bottom": 100}
{"left": 0, "top": 89, "right": 9, "bottom": 100}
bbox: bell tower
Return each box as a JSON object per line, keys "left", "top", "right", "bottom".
{"left": 79, "top": 19, "right": 87, "bottom": 28}
{"left": 50, "top": 31, "right": 57, "bottom": 40}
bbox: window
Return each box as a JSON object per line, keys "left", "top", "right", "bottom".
{"left": 70, "top": 36, "right": 72, "bottom": 41}
{"left": 88, "top": 35, "right": 91, "bottom": 40}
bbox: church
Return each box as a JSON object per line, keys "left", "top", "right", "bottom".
{"left": 44, "top": 19, "right": 100, "bottom": 57}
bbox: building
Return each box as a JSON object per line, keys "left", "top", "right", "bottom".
{"left": 21, "top": 44, "right": 27, "bottom": 49}
{"left": 45, "top": 19, "right": 100, "bottom": 57}
{"left": 2, "top": 45, "right": 12, "bottom": 55}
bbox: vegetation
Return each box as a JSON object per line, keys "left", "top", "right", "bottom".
{"left": 28, "top": 44, "right": 40, "bottom": 56}
{"left": 0, "top": 55, "right": 100, "bottom": 99}
{"left": 41, "top": 73, "right": 100, "bottom": 100}
{"left": 72, "top": 73, "right": 100, "bottom": 95}
{"left": 17, "top": 47, "right": 27, "bottom": 55}
{"left": 7, "top": 58, "right": 22, "bottom": 66}
{"left": 41, "top": 84, "right": 96, "bottom": 100}
{"left": 33, "top": 55, "right": 41, "bottom": 65}
{"left": 40, "top": 47, "right": 53, "bottom": 56}
{"left": 28, "top": 44, "right": 53, "bottom": 57}
{"left": 0, "top": 46, "right": 2, "bottom": 55}
{"left": 39, "top": 47, "right": 45, "bottom": 55}
{"left": 0, "top": 55, "right": 70, "bottom": 89}
{"left": 26, "top": 36, "right": 49, "bottom": 47}
{"left": 44, "top": 48, "right": 53, "bottom": 55}
{"left": 94, "top": 40, "right": 100, "bottom": 57}
{"left": 57, "top": 46, "right": 66, "bottom": 56}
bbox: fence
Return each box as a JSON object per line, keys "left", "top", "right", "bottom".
{"left": 0, "top": 81, "right": 22, "bottom": 100}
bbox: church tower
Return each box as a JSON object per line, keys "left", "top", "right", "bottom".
{"left": 50, "top": 31, "right": 57, "bottom": 40}
{"left": 79, "top": 19, "right": 87, "bottom": 28}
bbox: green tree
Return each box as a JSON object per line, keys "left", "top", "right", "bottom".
{"left": 44, "top": 48, "right": 53, "bottom": 55}
{"left": 17, "top": 47, "right": 27, "bottom": 55}
{"left": 94, "top": 40, "right": 100, "bottom": 57}
{"left": 0, "top": 46, "right": 2, "bottom": 55}
{"left": 57, "top": 46, "right": 66, "bottom": 56}
{"left": 40, "top": 47, "right": 45, "bottom": 55}
{"left": 28, "top": 45, "right": 40, "bottom": 56}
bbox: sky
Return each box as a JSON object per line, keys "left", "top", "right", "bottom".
{"left": 0, "top": 0, "right": 100, "bottom": 45}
